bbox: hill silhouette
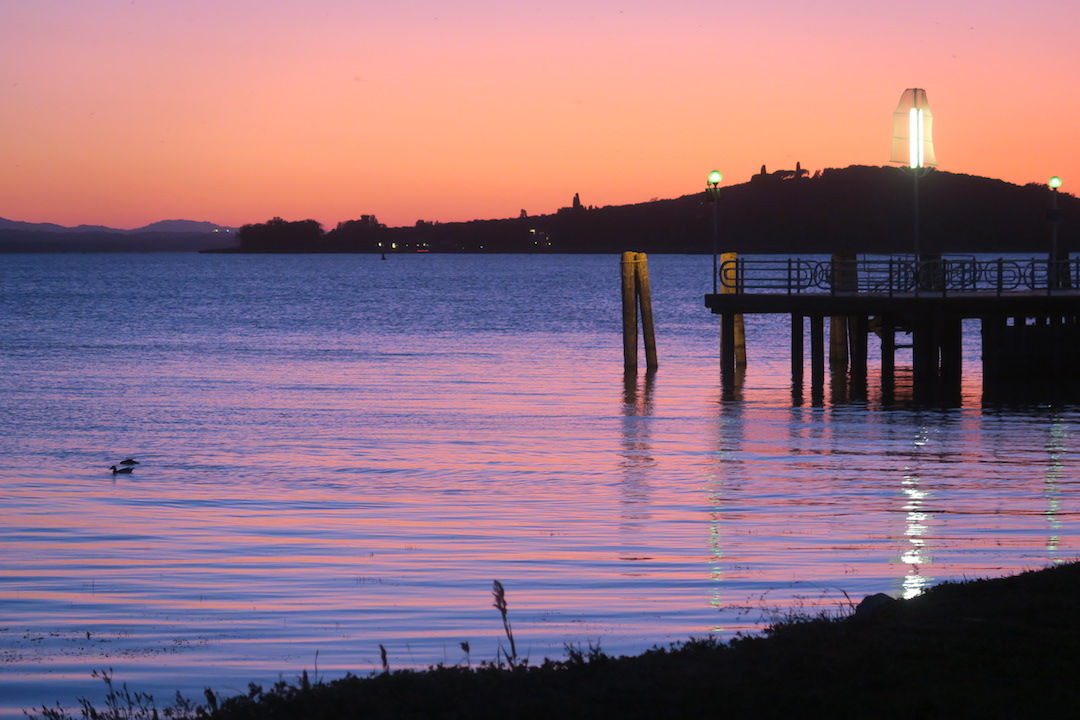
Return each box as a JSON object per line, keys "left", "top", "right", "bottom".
{"left": 5, "top": 166, "right": 1075, "bottom": 254}
{"left": 0, "top": 217, "right": 237, "bottom": 252}
{"left": 221, "top": 166, "right": 1078, "bottom": 256}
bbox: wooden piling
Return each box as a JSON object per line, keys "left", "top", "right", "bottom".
{"left": 621, "top": 251, "right": 639, "bottom": 371}
{"left": 829, "top": 253, "right": 856, "bottom": 373}
{"left": 879, "top": 315, "right": 896, "bottom": 386}
{"left": 849, "top": 315, "right": 869, "bottom": 398}
{"left": 721, "top": 312, "right": 736, "bottom": 386}
{"left": 830, "top": 316, "right": 849, "bottom": 373}
{"left": 635, "top": 253, "right": 658, "bottom": 372}
{"left": 810, "top": 315, "right": 825, "bottom": 392}
{"left": 791, "top": 314, "right": 804, "bottom": 384}
{"left": 911, "top": 318, "right": 939, "bottom": 394}
{"left": 719, "top": 252, "right": 746, "bottom": 367}
{"left": 622, "top": 252, "right": 658, "bottom": 373}
{"left": 940, "top": 318, "right": 962, "bottom": 385}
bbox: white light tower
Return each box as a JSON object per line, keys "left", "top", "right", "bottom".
{"left": 891, "top": 89, "right": 936, "bottom": 279}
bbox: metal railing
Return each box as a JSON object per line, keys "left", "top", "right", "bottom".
{"left": 715, "top": 256, "right": 1080, "bottom": 297}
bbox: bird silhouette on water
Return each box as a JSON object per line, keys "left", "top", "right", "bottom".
{"left": 109, "top": 465, "right": 134, "bottom": 474}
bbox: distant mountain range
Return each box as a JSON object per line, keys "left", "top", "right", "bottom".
{"left": 0, "top": 217, "right": 235, "bottom": 234}
{"left": 0, "top": 218, "right": 237, "bottom": 252}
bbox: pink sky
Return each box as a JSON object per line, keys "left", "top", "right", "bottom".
{"left": 3, "top": 0, "right": 1079, "bottom": 230}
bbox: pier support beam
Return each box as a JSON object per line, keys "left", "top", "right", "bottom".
{"left": 940, "top": 318, "right": 962, "bottom": 386}
{"left": 829, "top": 253, "right": 857, "bottom": 376}
{"left": 879, "top": 315, "right": 896, "bottom": 402}
{"left": 721, "top": 311, "right": 736, "bottom": 387}
{"left": 791, "top": 314, "right": 804, "bottom": 384}
{"left": 911, "top": 316, "right": 964, "bottom": 403}
{"left": 911, "top": 319, "right": 937, "bottom": 393}
{"left": 810, "top": 315, "right": 825, "bottom": 401}
{"left": 849, "top": 315, "right": 869, "bottom": 399}
{"left": 830, "top": 316, "right": 849, "bottom": 374}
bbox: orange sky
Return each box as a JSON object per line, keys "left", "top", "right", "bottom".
{"left": 3, "top": 1, "right": 1079, "bottom": 230}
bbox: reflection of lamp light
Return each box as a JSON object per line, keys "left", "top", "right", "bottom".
{"left": 900, "top": 475, "right": 931, "bottom": 599}
{"left": 897, "top": 426, "right": 932, "bottom": 599}
{"left": 1045, "top": 415, "right": 1066, "bottom": 560}
{"left": 707, "top": 171, "right": 723, "bottom": 293}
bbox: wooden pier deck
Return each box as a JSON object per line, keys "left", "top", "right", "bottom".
{"left": 704, "top": 256, "right": 1080, "bottom": 402}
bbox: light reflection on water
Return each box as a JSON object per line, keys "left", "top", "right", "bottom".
{"left": 1, "top": 253, "right": 1079, "bottom": 716}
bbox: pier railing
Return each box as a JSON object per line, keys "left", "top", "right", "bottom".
{"left": 717, "top": 256, "right": 1080, "bottom": 297}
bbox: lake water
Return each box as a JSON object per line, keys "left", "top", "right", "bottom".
{"left": 2, "top": 253, "right": 1078, "bottom": 716}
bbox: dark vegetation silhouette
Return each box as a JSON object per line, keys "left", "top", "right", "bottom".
{"left": 220, "top": 165, "right": 1078, "bottom": 256}
{"left": 30, "top": 563, "right": 1080, "bottom": 719}
{"left": 235, "top": 217, "right": 325, "bottom": 252}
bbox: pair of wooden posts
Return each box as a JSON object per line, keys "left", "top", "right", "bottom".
{"left": 621, "top": 252, "right": 658, "bottom": 372}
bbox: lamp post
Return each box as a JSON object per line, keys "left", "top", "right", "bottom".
{"left": 707, "top": 170, "right": 722, "bottom": 294}
{"left": 1049, "top": 176, "right": 1063, "bottom": 288}
{"left": 890, "top": 89, "right": 936, "bottom": 288}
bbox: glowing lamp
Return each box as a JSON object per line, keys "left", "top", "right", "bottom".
{"left": 891, "top": 88, "right": 936, "bottom": 169}
{"left": 1050, "top": 176, "right": 1062, "bottom": 190}
{"left": 708, "top": 170, "right": 722, "bottom": 186}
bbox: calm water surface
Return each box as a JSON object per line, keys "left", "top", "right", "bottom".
{"left": 2, "top": 253, "right": 1078, "bottom": 716}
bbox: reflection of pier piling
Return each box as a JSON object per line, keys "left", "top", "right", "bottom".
{"left": 707, "top": 256, "right": 1080, "bottom": 403}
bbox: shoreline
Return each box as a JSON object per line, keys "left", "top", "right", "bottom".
{"left": 30, "top": 561, "right": 1080, "bottom": 719}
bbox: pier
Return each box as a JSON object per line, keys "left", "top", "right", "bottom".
{"left": 705, "top": 255, "right": 1080, "bottom": 403}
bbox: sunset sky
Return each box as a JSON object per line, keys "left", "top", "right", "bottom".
{"left": 3, "top": 0, "right": 1078, "bottom": 230}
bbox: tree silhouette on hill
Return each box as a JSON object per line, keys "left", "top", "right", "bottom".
{"left": 237, "top": 217, "right": 324, "bottom": 252}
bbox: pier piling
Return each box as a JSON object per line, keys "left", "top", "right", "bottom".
{"left": 621, "top": 252, "right": 639, "bottom": 371}
{"left": 621, "top": 252, "right": 658, "bottom": 373}
{"left": 719, "top": 252, "right": 747, "bottom": 369}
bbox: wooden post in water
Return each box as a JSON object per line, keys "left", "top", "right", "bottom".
{"left": 849, "top": 314, "right": 869, "bottom": 399}
{"left": 810, "top": 315, "right": 825, "bottom": 393}
{"left": 911, "top": 318, "right": 939, "bottom": 399}
{"left": 621, "top": 251, "right": 639, "bottom": 371}
{"left": 829, "top": 316, "right": 849, "bottom": 373}
{"left": 719, "top": 252, "right": 747, "bottom": 367}
{"left": 939, "top": 317, "right": 962, "bottom": 386}
{"left": 636, "top": 253, "right": 659, "bottom": 372}
{"left": 721, "top": 312, "right": 736, "bottom": 390}
{"left": 791, "top": 314, "right": 804, "bottom": 384}
{"left": 879, "top": 315, "right": 896, "bottom": 388}
{"left": 829, "top": 253, "right": 856, "bottom": 373}
{"left": 809, "top": 315, "right": 826, "bottom": 405}
{"left": 621, "top": 252, "right": 658, "bottom": 372}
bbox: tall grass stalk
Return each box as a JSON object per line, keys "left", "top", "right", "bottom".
{"left": 491, "top": 579, "right": 517, "bottom": 666}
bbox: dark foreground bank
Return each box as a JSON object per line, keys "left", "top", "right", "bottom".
{"left": 32, "top": 562, "right": 1080, "bottom": 719}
